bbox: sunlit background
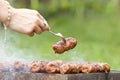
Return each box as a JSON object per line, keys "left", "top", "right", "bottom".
{"left": 0, "top": 0, "right": 120, "bottom": 70}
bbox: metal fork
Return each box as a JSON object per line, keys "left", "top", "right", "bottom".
{"left": 49, "top": 31, "right": 66, "bottom": 43}
{"left": 43, "top": 20, "right": 66, "bottom": 43}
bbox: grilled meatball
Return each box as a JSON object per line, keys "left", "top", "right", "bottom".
{"left": 60, "top": 63, "right": 71, "bottom": 74}
{"left": 52, "top": 37, "right": 77, "bottom": 54}
{"left": 99, "top": 63, "right": 110, "bottom": 73}
{"left": 60, "top": 62, "right": 82, "bottom": 74}
{"left": 11, "top": 61, "right": 29, "bottom": 72}
{"left": 0, "top": 61, "right": 10, "bottom": 72}
{"left": 30, "top": 61, "right": 48, "bottom": 73}
{"left": 45, "top": 60, "right": 63, "bottom": 73}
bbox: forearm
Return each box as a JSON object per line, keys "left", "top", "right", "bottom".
{"left": 0, "top": 0, "right": 13, "bottom": 24}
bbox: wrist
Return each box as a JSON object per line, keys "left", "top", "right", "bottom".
{"left": 0, "top": 0, "right": 14, "bottom": 26}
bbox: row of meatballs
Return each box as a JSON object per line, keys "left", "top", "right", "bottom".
{"left": 0, "top": 60, "right": 110, "bottom": 74}
{"left": 30, "top": 60, "right": 110, "bottom": 74}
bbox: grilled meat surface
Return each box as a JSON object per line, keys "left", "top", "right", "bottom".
{"left": 52, "top": 37, "right": 77, "bottom": 54}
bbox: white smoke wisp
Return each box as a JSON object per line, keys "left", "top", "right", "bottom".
{"left": 0, "top": 30, "right": 41, "bottom": 63}
{"left": 67, "top": 49, "right": 86, "bottom": 62}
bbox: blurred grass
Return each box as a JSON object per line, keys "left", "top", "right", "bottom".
{"left": 0, "top": 0, "right": 120, "bottom": 70}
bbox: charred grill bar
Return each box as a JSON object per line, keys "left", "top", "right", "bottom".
{"left": 0, "top": 71, "right": 119, "bottom": 80}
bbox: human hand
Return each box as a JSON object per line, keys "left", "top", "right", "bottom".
{"left": 5, "top": 8, "right": 50, "bottom": 36}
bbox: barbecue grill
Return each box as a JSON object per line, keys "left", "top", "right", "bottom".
{"left": 0, "top": 71, "right": 120, "bottom": 80}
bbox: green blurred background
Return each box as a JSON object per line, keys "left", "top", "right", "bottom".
{"left": 0, "top": 0, "right": 120, "bottom": 70}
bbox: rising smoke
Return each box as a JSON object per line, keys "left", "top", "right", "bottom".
{"left": 0, "top": 28, "right": 40, "bottom": 63}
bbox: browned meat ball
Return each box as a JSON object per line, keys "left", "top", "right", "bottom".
{"left": 29, "top": 61, "right": 48, "bottom": 73}
{"left": 45, "top": 60, "right": 63, "bottom": 73}
{"left": 52, "top": 37, "right": 77, "bottom": 54}
{"left": 72, "top": 63, "right": 83, "bottom": 73}
{"left": 81, "top": 63, "right": 97, "bottom": 73}
{"left": 60, "top": 63, "right": 70, "bottom": 74}
{"left": 0, "top": 61, "right": 10, "bottom": 72}
{"left": 60, "top": 62, "right": 82, "bottom": 74}
{"left": 100, "top": 63, "right": 110, "bottom": 73}
{"left": 11, "top": 61, "right": 29, "bottom": 72}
